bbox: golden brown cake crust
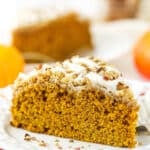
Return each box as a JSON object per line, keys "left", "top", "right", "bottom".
{"left": 12, "top": 13, "right": 93, "bottom": 61}
{"left": 11, "top": 56, "right": 139, "bottom": 148}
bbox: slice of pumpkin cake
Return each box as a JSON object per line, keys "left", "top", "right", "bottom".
{"left": 11, "top": 56, "right": 139, "bottom": 148}
{"left": 12, "top": 9, "right": 93, "bottom": 61}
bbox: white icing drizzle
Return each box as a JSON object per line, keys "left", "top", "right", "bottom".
{"left": 63, "top": 60, "right": 85, "bottom": 73}
{"left": 16, "top": 56, "right": 129, "bottom": 94}
{"left": 86, "top": 72, "right": 122, "bottom": 92}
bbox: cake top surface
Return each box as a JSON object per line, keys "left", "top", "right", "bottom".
{"left": 16, "top": 56, "right": 131, "bottom": 95}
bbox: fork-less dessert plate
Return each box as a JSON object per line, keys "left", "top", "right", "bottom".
{"left": 0, "top": 80, "right": 149, "bottom": 150}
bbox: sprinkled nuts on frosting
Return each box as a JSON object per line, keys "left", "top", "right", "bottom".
{"left": 15, "top": 56, "right": 128, "bottom": 94}
{"left": 117, "top": 82, "right": 129, "bottom": 90}
{"left": 103, "top": 70, "right": 119, "bottom": 81}
{"left": 96, "top": 66, "right": 106, "bottom": 73}
{"left": 35, "top": 64, "right": 43, "bottom": 70}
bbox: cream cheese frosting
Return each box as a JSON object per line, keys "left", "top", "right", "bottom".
{"left": 16, "top": 56, "right": 126, "bottom": 94}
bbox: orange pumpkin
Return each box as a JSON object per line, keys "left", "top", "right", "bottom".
{"left": 133, "top": 32, "right": 150, "bottom": 79}
{"left": 0, "top": 45, "right": 24, "bottom": 87}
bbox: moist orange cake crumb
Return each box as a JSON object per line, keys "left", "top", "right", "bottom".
{"left": 11, "top": 56, "right": 139, "bottom": 148}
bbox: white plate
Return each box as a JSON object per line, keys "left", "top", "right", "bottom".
{"left": 0, "top": 81, "right": 149, "bottom": 150}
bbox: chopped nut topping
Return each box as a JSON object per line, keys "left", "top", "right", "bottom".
{"left": 80, "top": 63, "right": 91, "bottom": 72}
{"left": 97, "top": 62, "right": 106, "bottom": 67}
{"left": 72, "top": 79, "right": 87, "bottom": 87}
{"left": 103, "top": 71, "right": 119, "bottom": 80}
{"left": 24, "top": 133, "right": 47, "bottom": 147}
{"left": 96, "top": 66, "right": 106, "bottom": 73}
{"left": 35, "top": 64, "right": 43, "bottom": 70}
{"left": 92, "top": 57, "right": 102, "bottom": 63}
{"left": 24, "top": 133, "right": 32, "bottom": 141}
{"left": 117, "top": 82, "right": 129, "bottom": 90}
{"left": 45, "top": 67, "right": 52, "bottom": 71}
{"left": 80, "top": 63, "right": 89, "bottom": 68}
{"left": 38, "top": 140, "right": 47, "bottom": 147}
{"left": 72, "top": 73, "right": 78, "bottom": 79}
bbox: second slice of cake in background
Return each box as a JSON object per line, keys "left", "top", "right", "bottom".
{"left": 12, "top": 9, "right": 93, "bottom": 62}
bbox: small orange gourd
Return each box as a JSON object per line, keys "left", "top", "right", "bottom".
{"left": 0, "top": 45, "right": 24, "bottom": 87}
